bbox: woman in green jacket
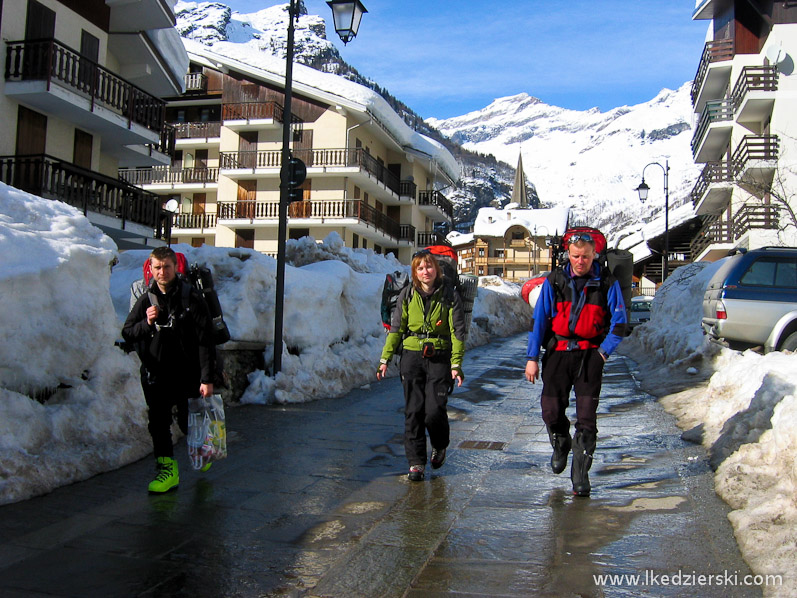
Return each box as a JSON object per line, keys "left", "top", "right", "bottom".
{"left": 377, "top": 250, "right": 466, "bottom": 481}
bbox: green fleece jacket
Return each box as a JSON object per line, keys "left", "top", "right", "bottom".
{"left": 380, "top": 281, "right": 466, "bottom": 369}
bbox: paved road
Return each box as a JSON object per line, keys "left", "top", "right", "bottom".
{"left": 0, "top": 334, "right": 759, "bottom": 597}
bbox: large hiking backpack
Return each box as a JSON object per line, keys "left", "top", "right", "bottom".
{"left": 557, "top": 227, "right": 633, "bottom": 319}
{"left": 380, "top": 245, "right": 478, "bottom": 338}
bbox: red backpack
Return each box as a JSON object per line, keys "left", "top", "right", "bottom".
{"left": 143, "top": 251, "right": 188, "bottom": 285}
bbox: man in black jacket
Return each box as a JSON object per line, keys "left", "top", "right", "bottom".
{"left": 123, "top": 246, "right": 215, "bottom": 493}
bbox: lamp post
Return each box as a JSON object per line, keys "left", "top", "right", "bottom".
{"left": 635, "top": 159, "right": 670, "bottom": 282}
{"left": 273, "top": 0, "right": 367, "bottom": 374}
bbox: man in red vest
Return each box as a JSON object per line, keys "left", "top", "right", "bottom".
{"left": 525, "top": 233, "right": 627, "bottom": 497}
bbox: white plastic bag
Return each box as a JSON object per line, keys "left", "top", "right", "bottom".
{"left": 187, "top": 394, "right": 227, "bottom": 470}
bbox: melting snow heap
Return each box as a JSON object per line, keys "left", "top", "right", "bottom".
{"left": 0, "top": 183, "right": 150, "bottom": 505}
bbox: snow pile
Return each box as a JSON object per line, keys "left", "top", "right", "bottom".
{"left": 0, "top": 184, "right": 150, "bottom": 504}
{"left": 620, "top": 260, "right": 797, "bottom": 596}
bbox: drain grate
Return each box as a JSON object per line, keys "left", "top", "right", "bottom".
{"left": 458, "top": 440, "right": 507, "bottom": 451}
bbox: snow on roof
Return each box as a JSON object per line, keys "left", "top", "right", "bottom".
{"left": 473, "top": 206, "right": 569, "bottom": 239}
{"left": 447, "top": 231, "right": 474, "bottom": 247}
{"left": 183, "top": 39, "right": 459, "bottom": 181}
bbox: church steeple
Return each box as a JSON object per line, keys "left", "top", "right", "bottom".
{"left": 510, "top": 152, "right": 529, "bottom": 208}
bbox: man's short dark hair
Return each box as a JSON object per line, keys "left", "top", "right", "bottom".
{"left": 150, "top": 246, "right": 177, "bottom": 264}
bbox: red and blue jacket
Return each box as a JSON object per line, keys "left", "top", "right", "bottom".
{"left": 526, "top": 262, "right": 627, "bottom": 360}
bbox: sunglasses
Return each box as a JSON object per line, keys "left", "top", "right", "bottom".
{"left": 567, "top": 233, "right": 594, "bottom": 245}
{"left": 412, "top": 249, "right": 431, "bottom": 259}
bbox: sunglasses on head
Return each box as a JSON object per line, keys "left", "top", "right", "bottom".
{"left": 567, "top": 233, "right": 594, "bottom": 245}
{"left": 412, "top": 249, "right": 431, "bottom": 259}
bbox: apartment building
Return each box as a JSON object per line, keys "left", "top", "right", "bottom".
{"left": 0, "top": 0, "right": 189, "bottom": 248}
{"left": 119, "top": 43, "right": 458, "bottom": 263}
{"left": 448, "top": 206, "right": 569, "bottom": 282}
{"left": 689, "top": 0, "right": 797, "bottom": 261}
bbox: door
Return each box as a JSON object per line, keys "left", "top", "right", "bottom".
{"left": 24, "top": 1, "right": 55, "bottom": 80}
{"left": 237, "top": 180, "right": 256, "bottom": 219}
{"left": 293, "top": 129, "right": 313, "bottom": 166}
{"left": 192, "top": 192, "right": 206, "bottom": 228}
{"left": 79, "top": 31, "right": 99, "bottom": 91}
{"left": 238, "top": 131, "right": 257, "bottom": 169}
{"left": 73, "top": 129, "right": 93, "bottom": 170}
{"left": 187, "top": 149, "right": 208, "bottom": 182}
{"left": 235, "top": 229, "right": 254, "bottom": 249}
{"left": 15, "top": 105, "right": 47, "bottom": 193}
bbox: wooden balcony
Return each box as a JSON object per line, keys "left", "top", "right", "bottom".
{"left": 119, "top": 166, "right": 219, "bottom": 186}
{"left": 691, "top": 205, "right": 781, "bottom": 259}
{"left": 217, "top": 199, "right": 403, "bottom": 240}
{"left": 5, "top": 39, "right": 165, "bottom": 137}
{"left": 691, "top": 39, "right": 734, "bottom": 108}
{"left": 731, "top": 65, "right": 778, "bottom": 117}
{"left": 399, "top": 223, "right": 416, "bottom": 243}
{"left": 184, "top": 73, "right": 207, "bottom": 93}
{"left": 691, "top": 98, "right": 733, "bottom": 161}
{"left": 219, "top": 148, "right": 402, "bottom": 197}
{"left": 0, "top": 153, "right": 167, "bottom": 236}
{"left": 400, "top": 179, "right": 417, "bottom": 199}
{"left": 691, "top": 161, "right": 734, "bottom": 213}
{"left": 172, "top": 121, "right": 221, "bottom": 140}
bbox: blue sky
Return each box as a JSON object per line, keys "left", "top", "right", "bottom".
{"left": 218, "top": 0, "right": 708, "bottom": 119}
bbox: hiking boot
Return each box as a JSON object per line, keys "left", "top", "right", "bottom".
{"left": 408, "top": 464, "right": 425, "bottom": 482}
{"left": 571, "top": 431, "right": 596, "bottom": 497}
{"left": 148, "top": 457, "right": 179, "bottom": 493}
{"left": 431, "top": 448, "right": 447, "bottom": 469}
{"left": 547, "top": 428, "right": 571, "bottom": 475}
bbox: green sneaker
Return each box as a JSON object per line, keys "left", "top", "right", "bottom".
{"left": 200, "top": 462, "right": 212, "bottom": 473}
{"left": 148, "top": 457, "right": 179, "bottom": 493}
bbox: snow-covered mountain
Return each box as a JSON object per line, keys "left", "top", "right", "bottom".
{"left": 175, "top": 1, "right": 699, "bottom": 237}
{"left": 428, "top": 86, "right": 700, "bottom": 233}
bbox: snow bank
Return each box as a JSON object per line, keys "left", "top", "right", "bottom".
{"left": 0, "top": 185, "right": 150, "bottom": 505}
{"left": 620, "top": 260, "right": 797, "bottom": 596}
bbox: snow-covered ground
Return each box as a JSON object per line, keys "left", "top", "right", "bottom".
{"left": 1, "top": 186, "right": 795, "bottom": 593}
{"left": 620, "top": 262, "right": 797, "bottom": 597}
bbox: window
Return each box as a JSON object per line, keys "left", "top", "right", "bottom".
{"left": 352, "top": 233, "right": 359, "bottom": 248}
{"left": 191, "top": 237, "right": 204, "bottom": 248}
{"left": 741, "top": 258, "right": 797, "bottom": 287}
{"left": 478, "top": 248, "right": 485, "bottom": 257}
{"left": 289, "top": 228, "right": 310, "bottom": 240}
{"left": 374, "top": 244, "right": 382, "bottom": 254}
{"left": 362, "top": 239, "right": 367, "bottom": 249}
{"left": 25, "top": 1, "right": 55, "bottom": 40}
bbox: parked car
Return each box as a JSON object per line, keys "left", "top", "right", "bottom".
{"left": 702, "top": 247, "right": 797, "bottom": 352}
{"left": 629, "top": 295, "right": 654, "bottom": 330}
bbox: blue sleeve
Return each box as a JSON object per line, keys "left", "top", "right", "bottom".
{"left": 599, "top": 280, "right": 627, "bottom": 356}
{"left": 526, "top": 279, "right": 555, "bottom": 360}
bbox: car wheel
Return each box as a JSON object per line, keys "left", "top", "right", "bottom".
{"left": 780, "top": 332, "right": 797, "bottom": 352}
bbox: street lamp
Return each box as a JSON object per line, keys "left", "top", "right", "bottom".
{"left": 273, "top": 0, "right": 366, "bottom": 374}
{"left": 635, "top": 160, "right": 670, "bottom": 282}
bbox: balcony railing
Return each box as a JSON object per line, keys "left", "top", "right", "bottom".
{"left": 691, "top": 98, "right": 733, "bottom": 155}
{"left": 418, "top": 190, "right": 454, "bottom": 219}
{"left": 184, "top": 73, "right": 207, "bottom": 93}
{"left": 173, "top": 213, "right": 217, "bottom": 230}
{"left": 731, "top": 65, "right": 778, "bottom": 112}
{"left": 417, "top": 231, "right": 450, "bottom": 247}
{"left": 172, "top": 121, "right": 221, "bottom": 140}
{"left": 119, "top": 166, "right": 219, "bottom": 186}
{"left": 222, "top": 102, "right": 285, "bottom": 123}
{"left": 691, "top": 39, "right": 734, "bottom": 106}
{"left": 5, "top": 39, "right": 165, "bottom": 134}
{"left": 399, "top": 224, "right": 416, "bottom": 242}
{"left": 732, "top": 135, "right": 779, "bottom": 171}
{"left": 219, "top": 148, "right": 401, "bottom": 196}
{"left": 0, "top": 154, "right": 167, "bottom": 236}
{"left": 217, "top": 199, "right": 402, "bottom": 239}
{"left": 691, "top": 161, "right": 733, "bottom": 207}
{"left": 691, "top": 205, "right": 781, "bottom": 257}
{"left": 400, "top": 179, "right": 417, "bottom": 199}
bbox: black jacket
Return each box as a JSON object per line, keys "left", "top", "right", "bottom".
{"left": 122, "top": 277, "right": 215, "bottom": 388}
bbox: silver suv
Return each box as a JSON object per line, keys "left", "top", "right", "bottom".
{"left": 702, "top": 247, "right": 797, "bottom": 352}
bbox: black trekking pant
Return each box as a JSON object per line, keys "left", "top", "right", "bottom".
{"left": 400, "top": 349, "right": 451, "bottom": 467}
{"left": 141, "top": 373, "right": 194, "bottom": 458}
{"left": 540, "top": 349, "right": 604, "bottom": 435}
